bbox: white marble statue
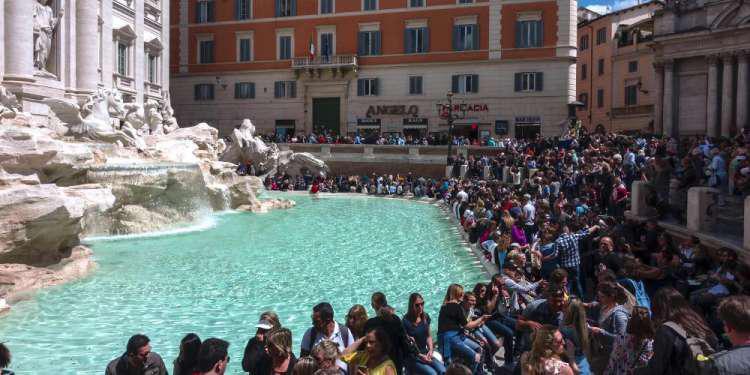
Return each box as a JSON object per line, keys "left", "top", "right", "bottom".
{"left": 33, "top": 0, "right": 64, "bottom": 75}
{"left": 45, "top": 88, "right": 145, "bottom": 149}
{"left": 161, "top": 93, "right": 180, "bottom": 134}
{"left": 221, "top": 119, "right": 328, "bottom": 178}
{"left": 0, "top": 86, "right": 22, "bottom": 119}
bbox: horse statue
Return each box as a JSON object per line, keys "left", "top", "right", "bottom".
{"left": 45, "top": 88, "right": 145, "bottom": 149}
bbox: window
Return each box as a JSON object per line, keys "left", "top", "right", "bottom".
{"left": 628, "top": 60, "right": 638, "bottom": 73}
{"left": 514, "top": 72, "right": 544, "bottom": 92}
{"left": 596, "top": 89, "right": 604, "bottom": 108}
{"left": 581, "top": 63, "right": 587, "bottom": 80}
{"left": 235, "top": 82, "right": 255, "bottom": 99}
{"left": 147, "top": 54, "right": 157, "bottom": 83}
{"left": 625, "top": 85, "right": 637, "bottom": 106}
{"left": 596, "top": 27, "right": 607, "bottom": 44}
{"left": 199, "top": 40, "right": 214, "bottom": 64}
{"left": 357, "top": 31, "right": 381, "bottom": 56}
{"left": 276, "top": 0, "right": 296, "bottom": 17}
{"left": 409, "top": 76, "right": 423, "bottom": 95}
{"left": 578, "top": 93, "right": 588, "bottom": 109}
{"left": 117, "top": 42, "right": 128, "bottom": 75}
{"left": 363, "top": 0, "right": 377, "bottom": 11}
{"left": 405, "top": 27, "right": 429, "bottom": 53}
{"left": 238, "top": 37, "right": 252, "bottom": 62}
{"left": 453, "top": 24, "right": 478, "bottom": 51}
{"left": 236, "top": 0, "right": 251, "bottom": 20}
{"left": 196, "top": 0, "right": 215, "bottom": 23}
{"left": 320, "top": 0, "right": 334, "bottom": 14}
{"left": 579, "top": 35, "right": 589, "bottom": 50}
{"left": 320, "top": 33, "right": 333, "bottom": 58}
{"left": 274, "top": 81, "right": 297, "bottom": 98}
{"left": 598, "top": 58, "right": 604, "bottom": 75}
{"left": 459, "top": 0, "right": 474, "bottom": 3}
{"left": 451, "top": 74, "right": 479, "bottom": 94}
{"left": 278, "top": 35, "right": 292, "bottom": 60}
{"left": 516, "top": 20, "right": 543, "bottom": 48}
{"left": 357, "top": 78, "right": 379, "bottom": 96}
{"left": 194, "top": 84, "right": 214, "bottom": 100}
{"left": 409, "top": 0, "right": 424, "bottom": 7}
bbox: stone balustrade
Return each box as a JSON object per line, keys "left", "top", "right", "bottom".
{"left": 629, "top": 182, "right": 750, "bottom": 262}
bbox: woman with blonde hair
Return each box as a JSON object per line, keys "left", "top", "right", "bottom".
{"left": 264, "top": 328, "right": 298, "bottom": 375}
{"left": 437, "top": 284, "right": 489, "bottom": 374}
{"left": 562, "top": 299, "right": 591, "bottom": 375}
{"left": 520, "top": 325, "right": 575, "bottom": 375}
{"left": 345, "top": 305, "right": 368, "bottom": 340}
{"left": 292, "top": 356, "right": 318, "bottom": 375}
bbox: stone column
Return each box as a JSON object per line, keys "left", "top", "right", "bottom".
{"left": 76, "top": 0, "right": 99, "bottom": 93}
{"left": 4, "top": 0, "right": 35, "bottom": 81}
{"left": 721, "top": 54, "right": 735, "bottom": 137}
{"left": 663, "top": 60, "right": 675, "bottom": 137}
{"left": 706, "top": 55, "right": 720, "bottom": 137}
{"left": 736, "top": 52, "right": 749, "bottom": 130}
{"left": 653, "top": 62, "right": 664, "bottom": 134}
{"left": 135, "top": 0, "right": 145, "bottom": 105}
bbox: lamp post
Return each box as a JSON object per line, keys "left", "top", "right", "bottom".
{"left": 445, "top": 92, "right": 454, "bottom": 165}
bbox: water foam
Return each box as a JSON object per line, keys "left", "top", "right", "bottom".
{"left": 83, "top": 214, "right": 220, "bottom": 242}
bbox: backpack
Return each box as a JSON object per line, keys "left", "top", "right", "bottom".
{"left": 300, "top": 323, "right": 352, "bottom": 357}
{"left": 663, "top": 321, "right": 717, "bottom": 375}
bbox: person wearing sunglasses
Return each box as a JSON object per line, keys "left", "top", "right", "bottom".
{"left": 402, "top": 293, "right": 445, "bottom": 375}
{"left": 105, "top": 334, "right": 168, "bottom": 375}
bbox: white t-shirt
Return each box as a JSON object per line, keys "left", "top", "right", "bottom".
{"left": 457, "top": 190, "right": 469, "bottom": 202}
{"left": 523, "top": 202, "right": 536, "bottom": 225}
{"left": 300, "top": 322, "right": 350, "bottom": 370}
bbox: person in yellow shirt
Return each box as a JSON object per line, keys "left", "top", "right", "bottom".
{"left": 341, "top": 328, "right": 397, "bottom": 375}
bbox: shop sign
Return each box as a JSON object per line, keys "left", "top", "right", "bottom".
{"left": 494, "top": 120, "right": 509, "bottom": 135}
{"left": 366, "top": 105, "right": 419, "bottom": 118}
{"left": 357, "top": 118, "right": 382, "bottom": 126}
{"left": 403, "top": 117, "right": 428, "bottom": 126}
{"left": 436, "top": 103, "right": 489, "bottom": 114}
{"left": 515, "top": 116, "right": 541, "bottom": 124}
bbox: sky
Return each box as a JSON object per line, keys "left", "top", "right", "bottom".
{"left": 580, "top": 0, "right": 648, "bottom": 15}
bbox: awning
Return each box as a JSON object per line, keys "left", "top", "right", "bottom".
{"left": 356, "top": 125, "right": 381, "bottom": 130}
{"left": 275, "top": 124, "right": 295, "bottom": 129}
{"left": 403, "top": 124, "right": 428, "bottom": 130}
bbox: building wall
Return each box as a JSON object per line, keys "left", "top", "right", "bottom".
{"left": 1, "top": 0, "right": 169, "bottom": 116}
{"left": 171, "top": 0, "right": 577, "bottom": 138}
{"left": 576, "top": 2, "right": 660, "bottom": 133}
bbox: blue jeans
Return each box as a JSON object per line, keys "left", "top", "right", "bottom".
{"left": 439, "top": 331, "right": 482, "bottom": 374}
{"left": 564, "top": 264, "right": 584, "bottom": 298}
{"left": 406, "top": 356, "right": 446, "bottom": 375}
{"left": 475, "top": 325, "right": 500, "bottom": 354}
{"left": 486, "top": 315, "right": 516, "bottom": 360}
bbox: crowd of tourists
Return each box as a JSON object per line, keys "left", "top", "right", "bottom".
{"left": 3, "top": 130, "right": 750, "bottom": 375}
{"left": 259, "top": 131, "right": 494, "bottom": 147}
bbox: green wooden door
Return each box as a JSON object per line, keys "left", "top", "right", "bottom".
{"left": 313, "top": 97, "right": 341, "bottom": 134}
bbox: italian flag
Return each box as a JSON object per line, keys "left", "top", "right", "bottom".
{"left": 309, "top": 36, "right": 315, "bottom": 60}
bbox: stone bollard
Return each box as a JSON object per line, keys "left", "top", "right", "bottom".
{"left": 744, "top": 196, "right": 750, "bottom": 253}
{"left": 687, "top": 187, "right": 719, "bottom": 233}
{"left": 630, "top": 181, "right": 655, "bottom": 218}
{"left": 668, "top": 178, "right": 681, "bottom": 208}
{"left": 483, "top": 166, "right": 492, "bottom": 180}
{"left": 459, "top": 165, "right": 469, "bottom": 179}
{"left": 445, "top": 166, "right": 453, "bottom": 178}
{"left": 321, "top": 145, "right": 332, "bottom": 156}
{"left": 502, "top": 166, "right": 510, "bottom": 183}
{"left": 364, "top": 146, "right": 374, "bottom": 158}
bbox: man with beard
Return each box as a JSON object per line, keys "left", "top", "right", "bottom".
{"left": 105, "top": 334, "right": 168, "bottom": 375}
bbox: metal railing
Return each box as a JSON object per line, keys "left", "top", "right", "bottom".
{"left": 291, "top": 55, "right": 357, "bottom": 69}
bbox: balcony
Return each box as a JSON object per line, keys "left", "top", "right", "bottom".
{"left": 611, "top": 104, "right": 654, "bottom": 117}
{"left": 144, "top": 81, "right": 162, "bottom": 99}
{"left": 292, "top": 55, "right": 358, "bottom": 79}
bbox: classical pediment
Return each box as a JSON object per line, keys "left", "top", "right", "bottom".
{"left": 145, "top": 37, "right": 163, "bottom": 51}
{"left": 113, "top": 24, "right": 137, "bottom": 41}
{"left": 711, "top": 0, "right": 750, "bottom": 29}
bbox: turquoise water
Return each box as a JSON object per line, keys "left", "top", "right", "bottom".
{"left": 0, "top": 195, "right": 485, "bottom": 374}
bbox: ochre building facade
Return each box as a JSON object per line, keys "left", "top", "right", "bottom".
{"left": 169, "top": 0, "right": 577, "bottom": 139}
